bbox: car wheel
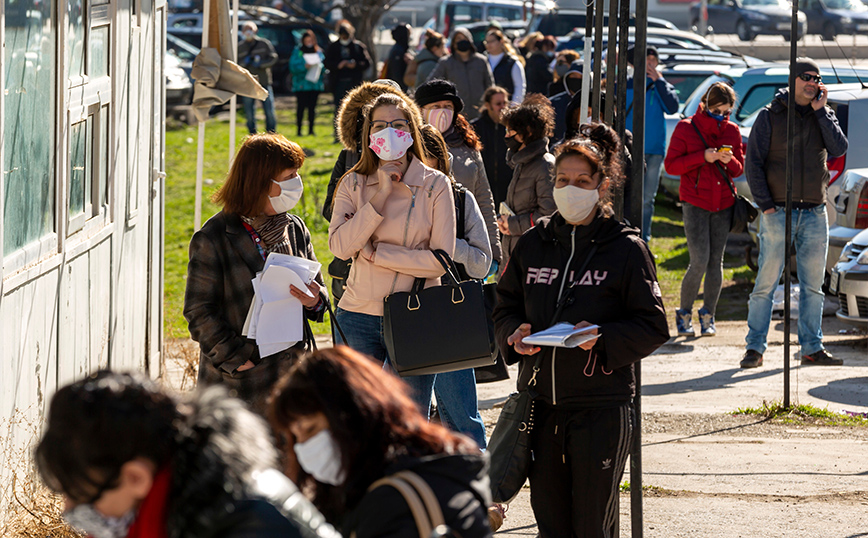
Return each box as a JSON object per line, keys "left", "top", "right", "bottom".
{"left": 736, "top": 20, "right": 753, "bottom": 41}
{"left": 822, "top": 22, "right": 836, "bottom": 41}
{"left": 690, "top": 18, "right": 700, "bottom": 32}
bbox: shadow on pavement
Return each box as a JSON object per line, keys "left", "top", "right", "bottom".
{"left": 807, "top": 376, "right": 868, "bottom": 408}
{"left": 643, "top": 367, "right": 784, "bottom": 396}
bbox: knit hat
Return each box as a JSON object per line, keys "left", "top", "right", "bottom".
{"left": 372, "top": 78, "right": 401, "bottom": 91}
{"left": 414, "top": 79, "right": 465, "bottom": 113}
{"left": 626, "top": 45, "right": 658, "bottom": 66}
{"left": 790, "top": 57, "right": 821, "bottom": 84}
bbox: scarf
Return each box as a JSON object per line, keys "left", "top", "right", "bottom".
{"left": 126, "top": 466, "right": 172, "bottom": 538}
{"left": 241, "top": 213, "right": 293, "bottom": 255}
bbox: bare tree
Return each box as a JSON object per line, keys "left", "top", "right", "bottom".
{"left": 281, "top": 0, "right": 403, "bottom": 69}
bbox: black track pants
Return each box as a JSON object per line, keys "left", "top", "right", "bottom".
{"left": 528, "top": 402, "right": 634, "bottom": 538}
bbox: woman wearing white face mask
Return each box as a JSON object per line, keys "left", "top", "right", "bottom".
{"left": 184, "top": 134, "right": 326, "bottom": 414}
{"left": 493, "top": 123, "right": 669, "bottom": 538}
{"left": 268, "top": 346, "right": 493, "bottom": 537}
{"left": 415, "top": 79, "right": 501, "bottom": 273}
{"left": 328, "top": 93, "right": 456, "bottom": 416}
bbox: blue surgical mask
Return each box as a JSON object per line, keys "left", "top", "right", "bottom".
{"left": 707, "top": 110, "right": 728, "bottom": 122}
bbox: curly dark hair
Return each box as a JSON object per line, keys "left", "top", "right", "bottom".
{"left": 451, "top": 113, "right": 482, "bottom": 151}
{"left": 554, "top": 122, "right": 624, "bottom": 213}
{"left": 500, "top": 93, "right": 555, "bottom": 143}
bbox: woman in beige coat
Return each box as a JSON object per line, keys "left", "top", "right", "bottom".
{"left": 328, "top": 92, "right": 456, "bottom": 415}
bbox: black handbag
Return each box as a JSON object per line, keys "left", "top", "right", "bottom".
{"left": 486, "top": 245, "right": 598, "bottom": 504}
{"left": 383, "top": 250, "right": 495, "bottom": 377}
{"left": 690, "top": 122, "right": 758, "bottom": 233}
{"left": 475, "top": 282, "right": 511, "bottom": 384}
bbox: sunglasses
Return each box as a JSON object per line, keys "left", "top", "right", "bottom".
{"left": 798, "top": 73, "right": 822, "bottom": 83}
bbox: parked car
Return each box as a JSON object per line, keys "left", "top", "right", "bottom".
{"left": 526, "top": 8, "right": 676, "bottom": 39}
{"left": 166, "top": 33, "right": 198, "bottom": 77}
{"left": 455, "top": 20, "right": 529, "bottom": 52}
{"left": 689, "top": 0, "right": 807, "bottom": 41}
{"left": 558, "top": 27, "right": 727, "bottom": 53}
{"left": 166, "top": 49, "right": 193, "bottom": 116}
{"left": 167, "top": 10, "right": 333, "bottom": 93}
{"left": 829, "top": 226, "right": 868, "bottom": 325}
{"left": 432, "top": 0, "right": 553, "bottom": 39}
{"left": 803, "top": 0, "right": 868, "bottom": 40}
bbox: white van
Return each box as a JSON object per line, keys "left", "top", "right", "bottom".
{"left": 432, "top": 0, "right": 554, "bottom": 38}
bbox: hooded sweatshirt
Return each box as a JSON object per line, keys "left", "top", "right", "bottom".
{"left": 427, "top": 29, "right": 494, "bottom": 120}
{"left": 494, "top": 211, "right": 669, "bottom": 406}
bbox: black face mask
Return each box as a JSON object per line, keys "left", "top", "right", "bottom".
{"left": 504, "top": 135, "right": 521, "bottom": 152}
{"left": 455, "top": 40, "right": 472, "bottom": 52}
{"left": 566, "top": 77, "right": 583, "bottom": 95}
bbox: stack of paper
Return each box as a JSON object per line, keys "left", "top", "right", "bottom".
{"left": 522, "top": 322, "right": 600, "bottom": 348}
{"left": 242, "top": 253, "right": 321, "bottom": 357}
{"left": 303, "top": 52, "right": 322, "bottom": 83}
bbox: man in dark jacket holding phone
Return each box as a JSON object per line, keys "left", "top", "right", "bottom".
{"left": 741, "top": 58, "right": 848, "bottom": 368}
{"left": 238, "top": 21, "right": 278, "bottom": 134}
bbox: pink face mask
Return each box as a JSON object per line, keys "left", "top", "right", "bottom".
{"left": 425, "top": 108, "right": 454, "bottom": 133}
{"left": 369, "top": 127, "right": 414, "bottom": 161}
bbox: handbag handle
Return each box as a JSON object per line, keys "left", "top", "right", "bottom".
{"left": 320, "top": 290, "right": 348, "bottom": 346}
{"left": 690, "top": 121, "right": 737, "bottom": 198}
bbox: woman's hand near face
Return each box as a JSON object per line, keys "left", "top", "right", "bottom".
{"left": 497, "top": 215, "right": 511, "bottom": 235}
{"left": 290, "top": 280, "right": 322, "bottom": 308}
{"left": 572, "top": 320, "right": 599, "bottom": 351}
{"left": 368, "top": 166, "right": 395, "bottom": 214}
{"left": 507, "top": 323, "right": 540, "bottom": 355}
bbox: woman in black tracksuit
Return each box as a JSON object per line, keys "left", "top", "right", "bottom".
{"left": 493, "top": 122, "right": 669, "bottom": 538}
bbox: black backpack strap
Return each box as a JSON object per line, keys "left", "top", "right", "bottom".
{"left": 453, "top": 183, "right": 467, "bottom": 240}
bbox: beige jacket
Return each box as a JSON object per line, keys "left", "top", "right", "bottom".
{"left": 329, "top": 157, "right": 457, "bottom": 317}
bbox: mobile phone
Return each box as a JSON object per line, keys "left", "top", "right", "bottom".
{"left": 718, "top": 145, "right": 732, "bottom": 153}
{"left": 815, "top": 89, "right": 824, "bottom": 101}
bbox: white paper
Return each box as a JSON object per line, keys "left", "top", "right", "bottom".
{"left": 499, "top": 202, "right": 515, "bottom": 216}
{"left": 260, "top": 265, "right": 314, "bottom": 302}
{"left": 257, "top": 299, "right": 304, "bottom": 345}
{"left": 264, "top": 252, "right": 321, "bottom": 285}
{"left": 523, "top": 322, "right": 600, "bottom": 348}
{"left": 302, "top": 52, "right": 321, "bottom": 65}
{"left": 305, "top": 63, "right": 322, "bottom": 83}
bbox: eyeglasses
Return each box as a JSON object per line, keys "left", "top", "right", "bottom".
{"left": 711, "top": 108, "right": 733, "bottom": 116}
{"left": 798, "top": 73, "right": 822, "bottom": 83}
{"left": 371, "top": 119, "right": 410, "bottom": 132}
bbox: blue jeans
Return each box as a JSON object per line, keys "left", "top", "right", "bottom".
{"left": 334, "top": 308, "right": 436, "bottom": 416}
{"left": 745, "top": 205, "right": 828, "bottom": 356}
{"left": 433, "top": 369, "right": 487, "bottom": 449}
{"left": 642, "top": 153, "right": 664, "bottom": 244}
{"left": 241, "top": 85, "right": 277, "bottom": 134}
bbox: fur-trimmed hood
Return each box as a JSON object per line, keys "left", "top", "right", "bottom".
{"left": 335, "top": 82, "right": 419, "bottom": 151}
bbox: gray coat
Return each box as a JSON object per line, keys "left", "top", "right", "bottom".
{"left": 501, "top": 138, "right": 556, "bottom": 269}
{"left": 448, "top": 142, "right": 502, "bottom": 264}
{"left": 454, "top": 188, "right": 494, "bottom": 279}
{"left": 427, "top": 53, "right": 494, "bottom": 120}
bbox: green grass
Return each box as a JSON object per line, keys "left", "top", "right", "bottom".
{"left": 646, "top": 196, "right": 754, "bottom": 321}
{"left": 164, "top": 98, "right": 755, "bottom": 339}
{"left": 164, "top": 95, "right": 341, "bottom": 339}
{"left": 619, "top": 481, "right": 663, "bottom": 493}
{"left": 733, "top": 400, "right": 868, "bottom": 427}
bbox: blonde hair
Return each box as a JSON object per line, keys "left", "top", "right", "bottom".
{"left": 347, "top": 93, "right": 427, "bottom": 177}
{"left": 487, "top": 30, "right": 525, "bottom": 66}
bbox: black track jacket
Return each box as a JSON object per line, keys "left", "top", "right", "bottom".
{"left": 493, "top": 211, "right": 669, "bottom": 407}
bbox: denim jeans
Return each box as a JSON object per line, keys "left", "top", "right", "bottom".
{"left": 745, "top": 205, "right": 828, "bottom": 355}
{"left": 642, "top": 153, "right": 664, "bottom": 244}
{"left": 433, "top": 368, "right": 487, "bottom": 449}
{"left": 681, "top": 202, "right": 733, "bottom": 314}
{"left": 241, "top": 85, "right": 277, "bottom": 134}
{"left": 334, "top": 308, "right": 436, "bottom": 416}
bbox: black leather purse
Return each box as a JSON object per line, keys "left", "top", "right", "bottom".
{"left": 383, "top": 250, "right": 495, "bottom": 377}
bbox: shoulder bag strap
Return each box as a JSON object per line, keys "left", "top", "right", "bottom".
{"left": 367, "top": 476, "right": 433, "bottom": 538}
{"left": 394, "top": 471, "right": 446, "bottom": 528}
{"left": 319, "top": 290, "right": 347, "bottom": 345}
{"left": 690, "top": 121, "right": 737, "bottom": 198}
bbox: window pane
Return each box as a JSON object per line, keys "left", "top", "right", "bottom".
{"left": 91, "top": 25, "right": 108, "bottom": 78}
{"left": 69, "top": 118, "right": 90, "bottom": 218}
{"left": 99, "top": 106, "right": 109, "bottom": 207}
{"left": 67, "top": 0, "right": 85, "bottom": 79}
{"left": 3, "top": 0, "right": 56, "bottom": 255}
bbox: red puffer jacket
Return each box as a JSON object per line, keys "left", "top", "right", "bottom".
{"left": 664, "top": 108, "right": 745, "bottom": 212}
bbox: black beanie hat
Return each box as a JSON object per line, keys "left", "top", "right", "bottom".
{"left": 790, "top": 57, "right": 821, "bottom": 84}
{"left": 626, "top": 45, "right": 658, "bottom": 66}
{"left": 413, "top": 79, "right": 464, "bottom": 113}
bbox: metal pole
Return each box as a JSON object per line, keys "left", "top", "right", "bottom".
{"left": 604, "top": 0, "right": 618, "bottom": 126}
{"left": 699, "top": 0, "right": 709, "bottom": 36}
{"left": 229, "top": 0, "right": 239, "bottom": 164}
{"left": 195, "top": 0, "right": 213, "bottom": 232}
{"left": 579, "top": 0, "right": 594, "bottom": 126}
{"left": 591, "top": 0, "right": 605, "bottom": 121}
{"left": 631, "top": 0, "right": 648, "bottom": 535}
{"left": 784, "top": 0, "right": 799, "bottom": 409}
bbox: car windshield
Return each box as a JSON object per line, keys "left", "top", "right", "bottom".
{"left": 742, "top": 0, "right": 789, "bottom": 6}
{"left": 825, "top": 0, "right": 867, "bottom": 10}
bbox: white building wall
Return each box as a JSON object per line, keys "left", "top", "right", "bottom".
{"left": 0, "top": 0, "right": 165, "bottom": 507}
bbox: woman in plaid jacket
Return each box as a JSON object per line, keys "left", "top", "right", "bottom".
{"left": 184, "top": 134, "right": 327, "bottom": 414}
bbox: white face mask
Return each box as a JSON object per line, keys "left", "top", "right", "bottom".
{"left": 243, "top": 30, "right": 255, "bottom": 41}
{"left": 63, "top": 504, "right": 136, "bottom": 538}
{"left": 269, "top": 174, "right": 303, "bottom": 214}
{"left": 339, "top": 38, "right": 351, "bottom": 46}
{"left": 369, "top": 127, "right": 414, "bottom": 162}
{"left": 293, "top": 429, "right": 346, "bottom": 486}
{"left": 553, "top": 184, "right": 599, "bottom": 223}
{"left": 425, "top": 108, "right": 454, "bottom": 133}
